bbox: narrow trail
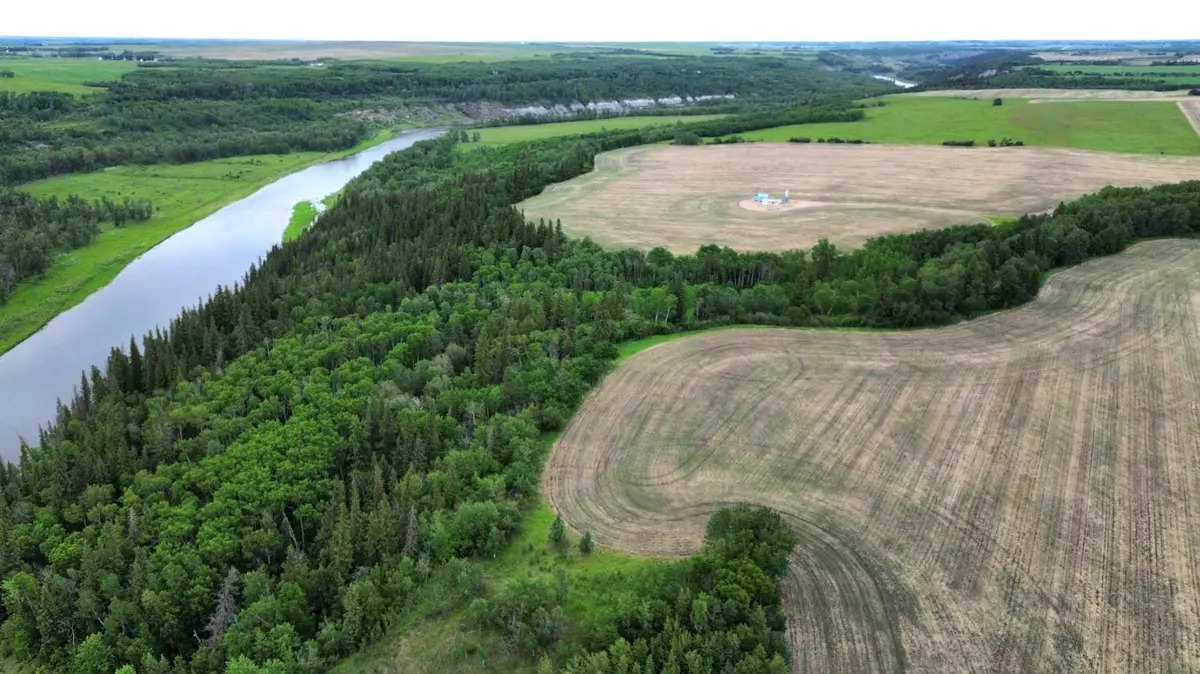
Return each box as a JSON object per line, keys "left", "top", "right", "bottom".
{"left": 544, "top": 240, "right": 1200, "bottom": 672}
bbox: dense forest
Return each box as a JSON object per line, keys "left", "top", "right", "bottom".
{"left": 0, "top": 189, "right": 151, "bottom": 302}
{"left": 0, "top": 56, "right": 887, "bottom": 186}
{"left": 3, "top": 109, "right": 1200, "bottom": 672}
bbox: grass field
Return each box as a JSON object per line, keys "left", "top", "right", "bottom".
{"left": 0, "top": 129, "right": 396, "bottom": 356}
{"left": 283, "top": 200, "right": 321, "bottom": 243}
{"left": 0, "top": 57, "right": 139, "bottom": 94}
{"left": 544, "top": 238, "right": 1200, "bottom": 672}
{"left": 736, "top": 96, "right": 1200, "bottom": 155}
{"left": 467, "top": 115, "right": 724, "bottom": 146}
{"left": 333, "top": 500, "right": 664, "bottom": 673}
{"left": 1030, "top": 63, "right": 1200, "bottom": 82}
{"left": 517, "top": 143, "right": 1200, "bottom": 253}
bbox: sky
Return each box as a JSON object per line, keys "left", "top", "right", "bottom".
{"left": 5, "top": 0, "right": 1199, "bottom": 43}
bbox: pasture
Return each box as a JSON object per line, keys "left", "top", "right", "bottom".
{"left": 736, "top": 96, "right": 1200, "bottom": 155}
{"left": 517, "top": 143, "right": 1200, "bottom": 253}
{"left": 1031, "top": 63, "right": 1200, "bottom": 83}
{"left": 544, "top": 239, "right": 1200, "bottom": 672}
{"left": 467, "top": 115, "right": 724, "bottom": 146}
{"left": 0, "top": 57, "right": 138, "bottom": 94}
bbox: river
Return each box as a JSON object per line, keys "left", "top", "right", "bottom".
{"left": 872, "top": 74, "right": 918, "bottom": 89}
{"left": 0, "top": 128, "right": 443, "bottom": 460}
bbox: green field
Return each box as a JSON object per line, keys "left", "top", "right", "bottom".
{"left": 1030, "top": 63, "right": 1200, "bottom": 82}
{"left": 0, "top": 130, "right": 395, "bottom": 356}
{"left": 736, "top": 96, "right": 1200, "bottom": 155}
{"left": 469, "top": 115, "right": 725, "bottom": 146}
{"left": 0, "top": 57, "right": 139, "bottom": 94}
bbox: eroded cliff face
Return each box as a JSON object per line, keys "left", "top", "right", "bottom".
{"left": 340, "top": 94, "right": 735, "bottom": 126}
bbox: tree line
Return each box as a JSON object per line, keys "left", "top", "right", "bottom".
{"left": 0, "top": 189, "right": 151, "bottom": 302}
{"left": 1, "top": 112, "right": 1198, "bottom": 673}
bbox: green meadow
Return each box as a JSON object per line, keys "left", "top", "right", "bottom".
{"left": 0, "top": 130, "right": 396, "bottom": 355}
{"left": 0, "top": 57, "right": 139, "bottom": 94}
{"left": 1031, "top": 63, "right": 1200, "bottom": 82}
{"left": 468, "top": 114, "right": 725, "bottom": 146}
{"left": 736, "top": 96, "right": 1200, "bottom": 155}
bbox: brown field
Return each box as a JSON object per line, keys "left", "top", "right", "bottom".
{"left": 518, "top": 144, "right": 1200, "bottom": 253}
{"left": 907, "top": 88, "right": 1196, "bottom": 102}
{"left": 544, "top": 239, "right": 1200, "bottom": 672}
{"left": 1182, "top": 101, "right": 1200, "bottom": 138}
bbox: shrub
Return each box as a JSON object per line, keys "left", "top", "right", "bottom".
{"left": 1190, "top": 88, "right": 1200, "bottom": 96}
{"left": 548, "top": 515, "right": 568, "bottom": 553}
{"left": 788, "top": 137, "right": 812, "bottom": 143}
{"left": 672, "top": 131, "right": 701, "bottom": 146}
{"left": 579, "top": 531, "right": 594, "bottom": 555}
{"left": 988, "top": 139, "right": 997, "bottom": 147}
{"left": 942, "top": 140, "right": 975, "bottom": 147}
{"left": 993, "top": 97, "right": 1003, "bottom": 106}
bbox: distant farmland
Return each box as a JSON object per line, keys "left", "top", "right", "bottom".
{"left": 735, "top": 96, "right": 1200, "bottom": 155}
{"left": 467, "top": 115, "right": 724, "bottom": 146}
{"left": 517, "top": 143, "right": 1200, "bottom": 253}
{"left": 0, "top": 57, "right": 138, "bottom": 94}
{"left": 545, "top": 239, "right": 1200, "bottom": 672}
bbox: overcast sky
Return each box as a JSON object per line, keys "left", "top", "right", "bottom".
{"left": 5, "top": 0, "right": 1198, "bottom": 43}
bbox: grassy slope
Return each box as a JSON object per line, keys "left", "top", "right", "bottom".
{"left": 736, "top": 96, "right": 1200, "bottom": 155}
{"left": 469, "top": 115, "right": 724, "bottom": 146}
{"left": 0, "top": 129, "right": 396, "bottom": 356}
{"left": 333, "top": 504, "right": 666, "bottom": 674}
{"left": 0, "top": 57, "right": 139, "bottom": 94}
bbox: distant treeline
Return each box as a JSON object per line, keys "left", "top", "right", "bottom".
{"left": 0, "top": 189, "right": 151, "bottom": 301}
{"left": 5, "top": 110, "right": 1200, "bottom": 672}
{"left": 0, "top": 56, "right": 887, "bottom": 187}
{"left": 99, "top": 56, "right": 889, "bottom": 105}
{"left": 904, "top": 51, "right": 1200, "bottom": 91}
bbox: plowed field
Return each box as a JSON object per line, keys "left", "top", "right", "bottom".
{"left": 545, "top": 239, "right": 1200, "bottom": 672}
{"left": 518, "top": 145, "right": 1200, "bottom": 253}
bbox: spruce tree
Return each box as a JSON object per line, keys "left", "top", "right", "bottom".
{"left": 579, "top": 531, "right": 594, "bottom": 555}
{"left": 548, "top": 514, "right": 568, "bottom": 553}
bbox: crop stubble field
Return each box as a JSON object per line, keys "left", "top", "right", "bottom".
{"left": 519, "top": 144, "right": 1200, "bottom": 252}
{"left": 545, "top": 239, "right": 1200, "bottom": 672}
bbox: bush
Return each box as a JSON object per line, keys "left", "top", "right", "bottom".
{"left": 817, "top": 138, "right": 826, "bottom": 143}
{"left": 787, "top": 137, "right": 812, "bottom": 143}
{"left": 672, "top": 131, "right": 701, "bottom": 146}
{"left": 0, "top": 70, "right": 13, "bottom": 79}
{"left": 579, "top": 531, "right": 594, "bottom": 555}
{"left": 993, "top": 97, "right": 1003, "bottom": 106}
{"left": 1189, "top": 88, "right": 1200, "bottom": 96}
{"left": 988, "top": 139, "right": 997, "bottom": 147}
{"left": 942, "top": 140, "right": 976, "bottom": 147}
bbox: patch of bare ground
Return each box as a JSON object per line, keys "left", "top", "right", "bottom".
{"left": 1181, "top": 101, "right": 1200, "bottom": 138}
{"left": 544, "top": 239, "right": 1200, "bottom": 672}
{"left": 519, "top": 144, "right": 1200, "bottom": 253}
{"left": 907, "top": 88, "right": 1196, "bottom": 102}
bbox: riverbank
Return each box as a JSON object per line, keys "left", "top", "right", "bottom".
{"left": 0, "top": 129, "right": 399, "bottom": 356}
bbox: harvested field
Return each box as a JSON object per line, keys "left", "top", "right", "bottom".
{"left": 1182, "top": 101, "right": 1200, "bottom": 138}
{"left": 907, "top": 88, "right": 1196, "bottom": 102}
{"left": 519, "top": 144, "right": 1200, "bottom": 253}
{"left": 544, "top": 239, "right": 1200, "bottom": 672}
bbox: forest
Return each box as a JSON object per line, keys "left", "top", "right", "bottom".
{"left": 1, "top": 104, "right": 1199, "bottom": 672}
{"left": 904, "top": 50, "right": 1200, "bottom": 91}
{"left": 0, "top": 189, "right": 151, "bottom": 303}
{"left": 0, "top": 56, "right": 887, "bottom": 187}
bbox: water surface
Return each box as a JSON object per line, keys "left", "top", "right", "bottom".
{"left": 0, "top": 128, "right": 442, "bottom": 459}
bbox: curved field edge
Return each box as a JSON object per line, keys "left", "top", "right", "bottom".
{"left": 544, "top": 239, "right": 1200, "bottom": 672}
{"left": 0, "top": 129, "right": 398, "bottom": 357}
